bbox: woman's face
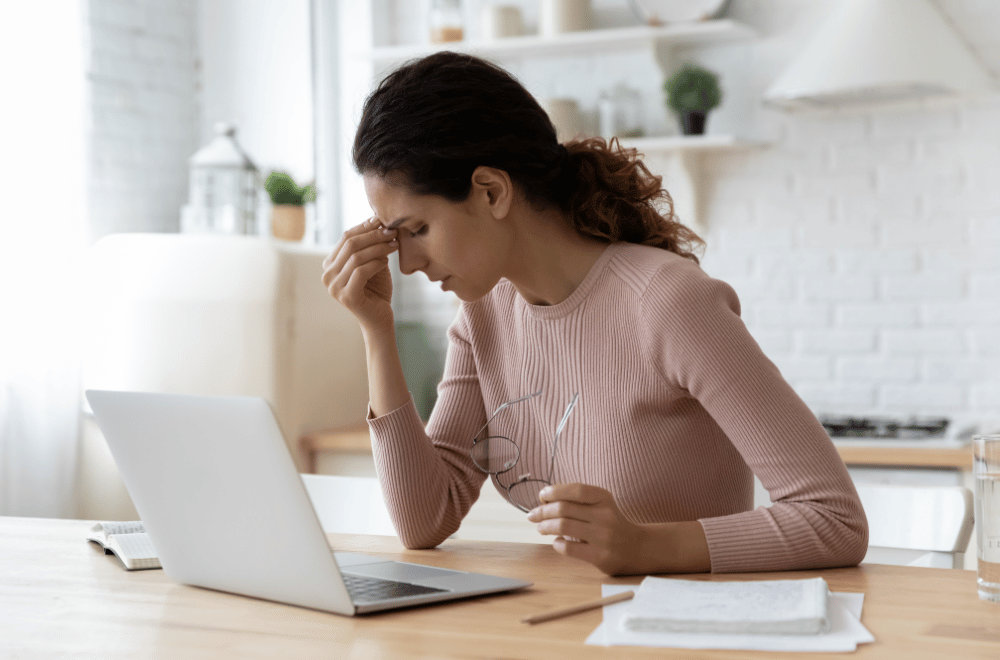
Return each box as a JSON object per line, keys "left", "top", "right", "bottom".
{"left": 363, "top": 173, "right": 507, "bottom": 302}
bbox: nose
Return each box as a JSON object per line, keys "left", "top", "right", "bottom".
{"left": 397, "top": 236, "right": 427, "bottom": 276}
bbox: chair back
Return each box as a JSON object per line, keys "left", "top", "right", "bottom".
{"left": 300, "top": 474, "right": 396, "bottom": 536}
{"left": 856, "top": 484, "right": 974, "bottom": 569}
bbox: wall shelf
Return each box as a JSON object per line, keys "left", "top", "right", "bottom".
{"left": 618, "top": 134, "right": 765, "bottom": 153}
{"left": 360, "top": 20, "right": 755, "bottom": 69}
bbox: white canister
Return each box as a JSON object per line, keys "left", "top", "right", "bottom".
{"left": 540, "top": 98, "right": 584, "bottom": 142}
{"left": 482, "top": 5, "right": 524, "bottom": 40}
{"left": 539, "top": 0, "right": 592, "bottom": 37}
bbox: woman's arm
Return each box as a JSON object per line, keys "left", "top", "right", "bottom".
{"left": 322, "top": 220, "right": 493, "bottom": 548}
{"left": 321, "top": 218, "right": 410, "bottom": 416}
{"left": 642, "top": 264, "right": 868, "bottom": 573}
{"left": 365, "top": 311, "right": 492, "bottom": 548}
{"left": 527, "top": 483, "right": 710, "bottom": 576}
{"left": 529, "top": 261, "right": 867, "bottom": 576}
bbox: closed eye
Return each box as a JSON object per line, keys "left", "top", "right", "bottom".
{"left": 408, "top": 225, "right": 428, "bottom": 238}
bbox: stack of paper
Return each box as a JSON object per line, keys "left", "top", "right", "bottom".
{"left": 586, "top": 577, "right": 874, "bottom": 653}
{"left": 622, "top": 577, "right": 831, "bottom": 635}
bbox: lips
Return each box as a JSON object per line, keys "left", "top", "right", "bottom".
{"left": 426, "top": 274, "right": 451, "bottom": 291}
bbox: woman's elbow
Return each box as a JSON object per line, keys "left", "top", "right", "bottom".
{"left": 828, "top": 509, "right": 869, "bottom": 568}
{"left": 398, "top": 530, "right": 447, "bottom": 550}
{"left": 394, "top": 520, "right": 459, "bottom": 550}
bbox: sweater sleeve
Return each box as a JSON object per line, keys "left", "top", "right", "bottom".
{"left": 641, "top": 263, "right": 869, "bottom": 573}
{"left": 367, "top": 307, "right": 491, "bottom": 549}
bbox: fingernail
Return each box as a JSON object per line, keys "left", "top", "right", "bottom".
{"left": 539, "top": 487, "right": 553, "bottom": 499}
{"left": 526, "top": 508, "right": 539, "bottom": 520}
{"left": 388, "top": 239, "right": 398, "bottom": 247}
{"left": 382, "top": 228, "right": 395, "bottom": 236}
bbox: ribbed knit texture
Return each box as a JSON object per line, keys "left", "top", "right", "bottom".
{"left": 368, "top": 242, "right": 869, "bottom": 573}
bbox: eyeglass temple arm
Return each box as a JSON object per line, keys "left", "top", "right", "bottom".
{"left": 472, "top": 389, "right": 544, "bottom": 443}
{"left": 547, "top": 392, "right": 579, "bottom": 482}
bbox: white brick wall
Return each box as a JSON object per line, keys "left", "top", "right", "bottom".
{"left": 703, "top": 0, "right": 1000, "bottom": 421}
{"left": 373, "top": 0, "right": 1000, "bottom": 424}
{"left": 86, "top": 0, "right": 199, "bottom": 241}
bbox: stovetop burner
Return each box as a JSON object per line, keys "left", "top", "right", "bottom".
{"left": 819, "top": 415, "right": 950, "bottom": 439}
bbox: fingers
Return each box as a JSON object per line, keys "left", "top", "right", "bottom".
{"left": 539, "top": 483, "right": 610, "bottom": 506}
{"left": 323, "top": 218, "right": 397, "bottom": 278}
{"left": 536, "top": 516, "right": 598, "bottom": 542}
{"left": 322, "top": 237, "right": 397, "bottom": 289}
{"left": 552, "top": 536, "right": 611, "bottom": 569}
{"left": 527, "top": 499, "right": 594, "bottom": 524}
{"left": 321, "top": 218, "right": 398, "bottom": 294}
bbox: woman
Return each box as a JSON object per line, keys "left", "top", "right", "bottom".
{"left": 322, "top": 52, "right": 867, "bottom": 576}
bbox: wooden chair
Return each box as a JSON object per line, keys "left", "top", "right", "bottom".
{"left": 856, "top": 484, "right": 974, "bottom": 569}
{"left": 299, "top": 474, "right": 397, "bottom": 536}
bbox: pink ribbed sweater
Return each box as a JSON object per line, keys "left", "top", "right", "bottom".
{"left": 368, "top": 242, "right": 868, "bottom": 573}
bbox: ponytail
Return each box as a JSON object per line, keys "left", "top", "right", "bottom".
{"left": 562, "top": 137, "right": 704, "bottom": 263}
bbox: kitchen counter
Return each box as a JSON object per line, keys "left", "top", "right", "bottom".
{"left": 300, "top": 426, "right": 975, "bottom": 473}
{"left": 833, "top": 442, "right": 973, "bottom": 470}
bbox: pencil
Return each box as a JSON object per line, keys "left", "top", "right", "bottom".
{"left": 521, "top": 590, "right": 635, "bottom": 625}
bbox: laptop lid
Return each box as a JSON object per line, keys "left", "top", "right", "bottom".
{"left": 86, "top": 390, "right": 357, "bottom": 614}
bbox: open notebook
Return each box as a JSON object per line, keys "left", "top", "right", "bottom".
{"left": 86, "top": 521, "right": 160, "bottom": 570}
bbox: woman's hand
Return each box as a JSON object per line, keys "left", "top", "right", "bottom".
{"left": 526, "top": 483, "right": 650, "bottom": 575}
{"left": 526, "top": 483, "right": 712, "bottom": 576}
{"left": 321, "top": 218, "right": 398, "bottom": 334}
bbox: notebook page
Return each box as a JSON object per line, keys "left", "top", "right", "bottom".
{"left": 98, "top": 521, "right": 146, "bottom": 536}
{"left": 113, "top": 533, "right": 157, "bottom": 560}
{"left": 622, "top": 577, "right": 830, "bottom": 634}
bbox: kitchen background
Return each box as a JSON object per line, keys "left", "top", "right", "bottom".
{"left": 343, "top": 0, "right": 1000, "bottom": 430}
{"left": 1, "top": 0, "right": 997, "bottom": 527}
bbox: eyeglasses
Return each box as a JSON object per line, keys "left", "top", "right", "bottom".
{"left": 470, "top": 389, "right": 579, "bottom": 512}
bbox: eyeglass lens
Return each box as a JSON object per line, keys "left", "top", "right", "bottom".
{"left": 507, "top": 478, "right": 550, "bottom": 513}
{"left": 470, "top": 434, "right": 519, "bottom": 474}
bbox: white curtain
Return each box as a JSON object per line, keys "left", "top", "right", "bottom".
{"left": 0, "top": 1, "right": 88, "bottom": 517}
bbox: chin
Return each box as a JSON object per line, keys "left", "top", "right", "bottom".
{"left": 453, "top": 285, "right": 492, "bottom": 304}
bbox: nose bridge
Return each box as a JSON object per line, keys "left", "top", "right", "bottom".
{"left": 397, "top": 236, "right": 426, "bottom": 275}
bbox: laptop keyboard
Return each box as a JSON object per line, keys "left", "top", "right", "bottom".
{"left": 341, "top": 573, "right": 448, "bottom": 603}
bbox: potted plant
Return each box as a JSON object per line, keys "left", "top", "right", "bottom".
{"left": 663, "top": 63, "right": 722, "bottom": 136}
{"left": 264, "top": 171, "right": 316, "bottom": 241}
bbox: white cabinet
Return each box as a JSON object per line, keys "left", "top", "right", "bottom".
{"left": 82, "top": 234, "right": 370, "bottom": 470}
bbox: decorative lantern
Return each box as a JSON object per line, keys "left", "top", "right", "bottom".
{"left": 180, "top": 122, "right": 259, "bottom": 235}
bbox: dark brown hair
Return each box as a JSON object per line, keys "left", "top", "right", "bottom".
{"left": 353, "top": 52, "right": 704, "bottom": 262}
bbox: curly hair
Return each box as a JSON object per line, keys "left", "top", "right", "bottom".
{"left": 353, "top": 51, "right": 704, "bottom": 263}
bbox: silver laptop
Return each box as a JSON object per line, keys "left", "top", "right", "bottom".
{"left": 85, "top": 389, "right": 531, "bottom": 615}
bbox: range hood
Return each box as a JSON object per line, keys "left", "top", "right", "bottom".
{"left": 763, "top": 0, "right": 994, "bottom": 111}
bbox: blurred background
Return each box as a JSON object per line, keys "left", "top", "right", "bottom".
{"left": 1, "top": 1, "right": 997, "bottom": 552}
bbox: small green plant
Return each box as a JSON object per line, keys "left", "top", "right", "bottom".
{"left": 664, "top": 63, "right": 722, "bottom": 114}
{"left": 264, "top": 171, "right": 316, "bottom": 205}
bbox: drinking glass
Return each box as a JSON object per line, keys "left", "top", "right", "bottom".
{"left": 974, "top": 434, "right": 1000, "bottom": 603}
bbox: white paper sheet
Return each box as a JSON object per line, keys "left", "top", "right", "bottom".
{"left": 585, "top": 585, "right": 874, "bottom": 652}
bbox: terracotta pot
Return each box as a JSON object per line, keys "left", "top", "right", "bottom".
{"left": 271, "top": 204, "right": 306, "bottom": 241}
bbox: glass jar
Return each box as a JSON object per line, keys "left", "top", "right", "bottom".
{"left": 597, "top": 84, "right": 645, "bottom": 139}
{"left": 429, "top": 0, "right": 463, "bottom": 44}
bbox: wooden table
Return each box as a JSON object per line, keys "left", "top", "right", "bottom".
{"left": 3, "top": 517, "right": 999, "bottom": 658}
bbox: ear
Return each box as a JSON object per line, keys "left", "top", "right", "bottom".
{"left": 470, "top": 166, "right": 513, "bottom": 220}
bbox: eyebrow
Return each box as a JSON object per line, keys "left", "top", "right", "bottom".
{"left": 383, "top": 217, "right": 409, "bottom": 230}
